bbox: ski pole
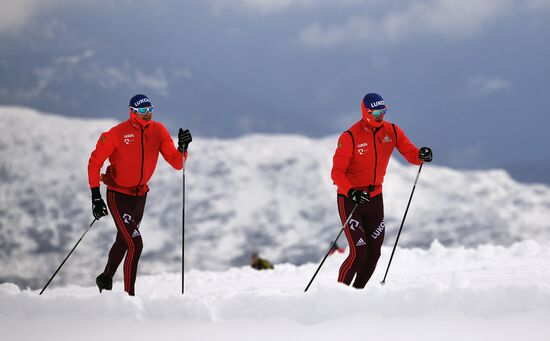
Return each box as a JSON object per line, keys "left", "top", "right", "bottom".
{"left": 380, "top": 163, "right": 423, "bottom": 285}
{"left": 304, "top": 204, "right": 359, "bottom": 292}
{"left": 39, "top": 219, "right": 97, "bottom": 295}
{"left": 182, "top": 144, "right": 188, "bottom": 295}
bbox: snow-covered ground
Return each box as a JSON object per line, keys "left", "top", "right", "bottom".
{"left": 2, "top": 240, "right": 550, "bottom": 340}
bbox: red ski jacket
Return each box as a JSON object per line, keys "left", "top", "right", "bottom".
{"left": 331, "top": 119, "right": 421, "bottom": 198}
{"left": 88, "top": 113, "right": 186, "bottom": 196}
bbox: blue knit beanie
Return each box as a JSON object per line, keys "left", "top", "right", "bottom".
{"left": 129, "top": 94, "right": 152, "bottom": 108}
{"left": 362, "top": 93, "right": 386, "bottom": 110}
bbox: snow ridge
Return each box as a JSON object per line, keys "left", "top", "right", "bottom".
{"left": 1, "top": 106, "right": 550, "bottom": 289}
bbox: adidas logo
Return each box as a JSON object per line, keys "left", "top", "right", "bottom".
{"left": 132, "top": 229, "right": 141, "bottom": 238}
{"left": 356, "top": 238, "right": 366, "bottom": 246}
{"left": 382, "top": 135, "right": 392, "bottom": 143}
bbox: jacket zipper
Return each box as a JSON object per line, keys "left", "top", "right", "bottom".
{"left": 137, "top": 127, "right": 145, "bottom": 195}
{"left": 372, "top": 127, "right": 381, "bottom": 185}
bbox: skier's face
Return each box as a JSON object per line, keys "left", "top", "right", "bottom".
{"left": 130, "top": 107, "right": 153, "bottom": 121}
{"left": 367, "top": 108, "right": 386, "bottom": 122}
{"left": 361, "top": 106, "right": 386, "bottom": 128}
{"left": 139, "top": 111, "right": 153, "bottom": 121}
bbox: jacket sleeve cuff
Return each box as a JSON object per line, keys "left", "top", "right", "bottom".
{"left": 342, "top": 185, "right": 353, "bottom": 197}
{"left": 91, "top": 187, "right": 101, "bottom": 199}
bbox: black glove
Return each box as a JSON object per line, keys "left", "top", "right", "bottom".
{"left": 348, "top": 188, "right": 370, "bottom": 205}
{"left": 178, "top": 128, "right": 192, "bottom": 152}
{"left": 419, "top": 147, "right": 433, "bottom": 162}
{"left": 91, "top": 187, "right": 108, "bottom": 220}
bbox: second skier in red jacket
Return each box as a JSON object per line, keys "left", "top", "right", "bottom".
{"left": 331, "top": 93, "right": 432, "bottom": 289}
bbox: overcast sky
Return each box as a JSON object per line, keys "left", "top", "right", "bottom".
{"left": 1, "top": 0, "right": 550, "bottom": 181}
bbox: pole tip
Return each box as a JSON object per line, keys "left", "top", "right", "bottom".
{"left": 380, "top": 280, "right": 386, "bottom": 286}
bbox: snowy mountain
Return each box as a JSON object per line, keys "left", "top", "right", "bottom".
{"left": 1, "top": 106, "right": 550, "bottom": 289}
{"left": 2, "top": 241, "right": 550, "bottom": 340}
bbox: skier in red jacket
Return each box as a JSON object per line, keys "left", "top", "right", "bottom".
{"left": 88, "top": 94, "right": 192, "bottom": 296}
{"left": 331, "top": 93, "right": 432, "bottom": 289}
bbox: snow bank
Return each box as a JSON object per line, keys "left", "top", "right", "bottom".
{"left": 1, "top": 240, "right": 549, "bottom": 340}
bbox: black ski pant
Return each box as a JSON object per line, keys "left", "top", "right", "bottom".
{"left": 104, "top": 190, "right": 146, "bottom": 296}
{"left": 337, "top": 193, "right": 385, "bottom": 289}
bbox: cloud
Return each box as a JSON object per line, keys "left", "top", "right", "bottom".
{"left": 466, "top": 76, "right": 511, "bottom": 97}
{"left": 210, "top": 0, "right": 550, "bottom": 17}
{"left": 0, "top": 0, "right": 42, "bottom": 33}
{"left": 209, "top": 0, "right": 368, "bottom": 15}
{"left": 3, "top": 0, "right": 549, "bottom": 37}
{"left": 99, "top": 65, "right": 169, "bottom": 97}
{"left": 135, "top": 68, "right": 169, "bottom": 97}
{"left": 300, "top": 17, "right": 370, "bottom": 48}
{"left": 447, "top": 144, "right": 486, "bottom": 166}
{"left": 526, "top": 0, "right": 550, "bottom": 9}
{"left": 54, "top": 50, "right": 95, "bottom": 65}
{"left": 0, "top": 0, "right": 104, "bottom": 34}
{"left": 1, "top": 66, "right": 58, "bottom": 101}
{"left": 299, "top": 0, "right": 515, "bottom": 48}
{"left": 173, "top": 68, "right": 194, "bottom": 80}
{"left": 236, "top": 0, "right": 308, "bottom": 14}
{"left": 209, "top": 0, "right": 312, "bottom": 14}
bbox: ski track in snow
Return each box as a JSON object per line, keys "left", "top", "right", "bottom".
{"left": 2, "top": 240, "right": 550, "bottom": 340}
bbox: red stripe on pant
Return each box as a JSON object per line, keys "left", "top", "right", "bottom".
{"left": 108, "top": 191, "right": 134, "bottom": 293}
{"left": 336, "top": 193, "right": 385, "bottom": 288}
{"left": 338, "top": 196, "right": 356, "bottom": 283}
{"left": 106, "top": 191, "right": 143, "bottom": 295}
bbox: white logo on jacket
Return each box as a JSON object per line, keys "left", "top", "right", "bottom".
{"left": 123, "top": 133, "right": 135, "bottom": 145}
{"left": 382, "top": 135, "right": 392, "bottom": 143}
{"left": 357, "top": 142, "right": 368, "bottom": 155}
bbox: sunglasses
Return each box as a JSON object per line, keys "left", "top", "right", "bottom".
{"left": 131, "top": 106, "right": 154, "bottom": 114}
{"left": 369, "top": 108, "right": 387, "bottom": 117}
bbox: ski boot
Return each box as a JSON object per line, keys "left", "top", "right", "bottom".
{"left": 95, "top": 273, "right": 112, "bottom": 293}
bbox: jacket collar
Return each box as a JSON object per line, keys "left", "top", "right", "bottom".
{"left": 129, "top": 112, "right": 152, "bottom": 129}
{"left": 362, "top": 116, "right": 391, "bottom": 132}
